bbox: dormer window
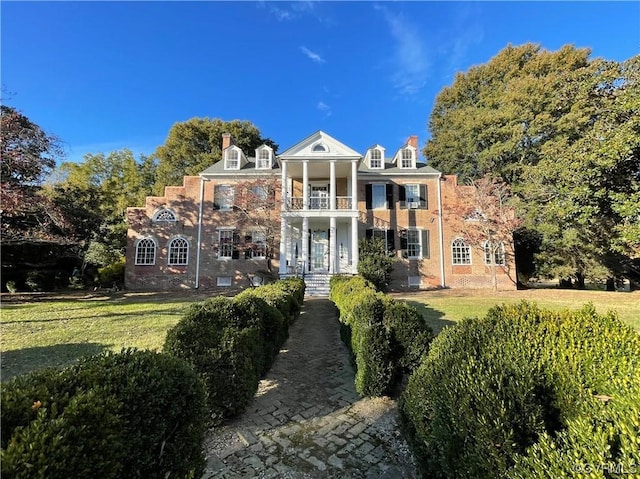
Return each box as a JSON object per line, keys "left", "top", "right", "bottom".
{"left": 153, "top": 209, "right": 176, "bottom": 222}
{"left": 312, "top": 143, "right": 328, "bottom": 153}
{"left": 256, "top": 148, "right": 272, "bottom": 169}
{"left": 370, "top": 149, "right": 383, "bottom": 169}
{"left": 225, "top": 149, "right": 240, "bottom": 170}
{"left": 400, "top": 148, "right": 415, "bottom": 169}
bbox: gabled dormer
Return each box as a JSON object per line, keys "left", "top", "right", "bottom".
{"left": 255, "top": 145, "right": 274, "bottom": 169}
{"left": 224, "top": 145, "right": 248, "bottom": 170}
{"left": 393, "top": 144, "right": 417, "bottom": 169}
{"left": 365, "top": 145, "right": 386, "bottom": 169}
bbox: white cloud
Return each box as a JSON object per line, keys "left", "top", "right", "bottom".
{"left": 300, "top": 46, "right": 326, "bottom": 64}
{"left": 317, "top": 101, "right": 332, "bottom": 117}
{"left": 375, "top": 5, "right": 431, "bottom": 96}
{"left": 261, "top": 1, "right": 319, "bottom": 22}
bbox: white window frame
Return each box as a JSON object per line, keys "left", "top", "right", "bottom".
{"left": 405, "top": 184, "right": 420, "bottom": 204}
{"left": 484, "top": 241, "right": 506, "bottom": 265}
{"left": 401, "top": 148, "right": 415, "bottom": 169}
{"left": 135, "top": 238, "right": 156, "bottom": 265}
{"left": 217, "top": 276, "right": 232, "bottom": 287}
{"left": 153, "top": 209, "right": 176, "bottom": 222}
{"left": 408, "top": 276, "right": 422, "bottom": 287}
{"left": 248, "top": 230, "right": 267, "bottom": 258}
{"left": 250, "top": 185, "right": 269, "bottom": 202}
{"left": 256, "top": 149, "right": 271, "bottom": 169}
{"left": 225, "top": 149, "right": 240, "bottom": 170}
{"left": 215, "top": 185, "right": 235, "bottom": 210}
{"left": 168, "top": 237, "right": 189, "bottom": 265}
{"left": 312, "top": 143, "right": 328, "bottom": 152}
{"left": 218, "top": 229, "right": 235, "bottom": 259}
{"left": 452, "top": 237, "right": 472, "bottom": 265}
{"left": 371, "top": 183, "right": 387, "bottom": 209}
{"left": 370, "top": 149, "right": 383, "bottom": 169}
{"left": 406, "top": 229, "right": 422, "bottom": 259}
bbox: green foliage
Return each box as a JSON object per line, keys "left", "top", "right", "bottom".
{"left": 357, "top": 236, "right": 395, "bottom": 292}
{"left": 1, "top": 349, "right": 207, "bottom": 479}
{"left": 153, "top": 118, "right": 278, "bottom": 195}
{"left": 330, "top": 275, "right": 433, "bottom": 397}
{"left": 97, "top": 259, "right": 125, "bottom": 287}
{"left": 163, "top": 279, "right": 302, "bottom": 423}
{"left": 401, "top": 301, "right": 640, "bottom": 479}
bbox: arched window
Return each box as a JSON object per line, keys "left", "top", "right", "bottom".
{"left": 226, "top": 149, "right": 240, "bottom": 169}
{"left": 153, "top": 209, "right": 176, "bottom": 222}
{"left": 135, "top": 238, "right": 156, "bottom": 265}
{"left": 401, "top": 148, "right": 414, "bottom": 168}
{"left": 370, "top": 149, "right": 383, "bottom": 169}
{"left": 484, "top": 241, "right": 505, "bottom": 265}
{"left": 312, "top": 143, "right": 328, "bottom": 152}
{"left": 452, "top": 238, "right": 471, "bottom": 265}
{"left": 256, "top": 148, "right": 271, "bottom": 169}
{"left": 168, "top": 237, "right": 189, "bottom": 265}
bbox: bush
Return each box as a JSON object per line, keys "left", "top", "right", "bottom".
{"left": 357, "top": 236, "right": 395, "bottom": 292}
{"left": 1, "top": 349, "right": 207, "bottom": 479}
{"left": 401, "top": 301, "right": 640, "bottom": 479}
{"left": 97, "top": 259, "right": 125, "bottom": 287}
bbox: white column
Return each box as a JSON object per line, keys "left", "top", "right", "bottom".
{"left": 351, "top": 216, "right": 359, "bottom": 272}
{"left": 302, "top": 161, "right": 309, "bottom": 210}
{"left": 351, "top": 160, "right": 358, "bottom": 211}
{"left": 302, "top": 217, "right": 309, "bottom": 274}
{"left": 278, "top": 217, "right": 288, "bottom": 275}
{"left": 330, "top": 160, "right": 336, "bottom": 210}
{"left": 329, "top": 217, "right": 337, "bottom": 273}
{"left": 281, "top": 160, "right": 288, "bottom": 210}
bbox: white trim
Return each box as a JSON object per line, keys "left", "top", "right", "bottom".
{"left": 167, "top": 237, "right": 189, "bottom": 265}
{"left": 437, "top": 174, "right": 446, "bottom": 287}
{"left": 195, "top": 177, "right": 206, "bottom": 288}
{"left": 134, "top": 237, "right": 157, "bottom": 265}
{"left": 217, "top": 276, "right": 232, "bottom": 287}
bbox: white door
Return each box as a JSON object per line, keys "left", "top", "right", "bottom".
{"left": 311, "top": 229, "right": 328, "bottom": 271}
{"left": 310, "top": 185, "right": 329, "bottom": 209}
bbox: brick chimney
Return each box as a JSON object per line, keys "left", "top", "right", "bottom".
{"left": 222, "top": 133, "right": 233, "bottom": 151}
{"left": 407, "top": 135, "right": 418, "bottom": 149}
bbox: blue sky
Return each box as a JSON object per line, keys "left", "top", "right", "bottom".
{"left": 2, "top": 1, "right": 639, "bottom": 164}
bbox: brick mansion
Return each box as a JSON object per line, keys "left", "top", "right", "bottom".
{"left": 125, "top": 131, "right": 516, "bottom": 293}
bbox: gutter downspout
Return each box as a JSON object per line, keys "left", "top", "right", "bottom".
{"left": 195, "top": 176, "right": 206, "bottom": 289}
{"left": 437, "top": 173, "right": 446, "bottom": 288}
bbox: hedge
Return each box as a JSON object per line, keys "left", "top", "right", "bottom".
{"left": 1, "top": 349, "right": 207, "bottom": 479}
{"left": 164, "top": 278, "right": 305, "bottom": 423}
{"left": 329, "top": 275, "right": 433, "bottom": 397}
{"left": 401, "top": 301, "right": 640, "bottom": 479}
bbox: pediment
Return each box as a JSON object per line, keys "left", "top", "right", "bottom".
{"left": 278, "top": 131, "right": 362, "bottom": 160}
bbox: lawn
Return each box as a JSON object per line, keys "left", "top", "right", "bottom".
{"left": 2, "top": 287, "right": 638, "bottom": 381}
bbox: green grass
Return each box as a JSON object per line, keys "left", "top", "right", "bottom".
{"left": 2, "top": 288, "right": 638, "bottom": 382}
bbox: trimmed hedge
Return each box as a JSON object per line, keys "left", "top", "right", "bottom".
{"left": 1, "top": 349, "right": 207, "bottom": 479}
{"left": 401, "top": 301, "right": 640, "bottom": 479}
{"left": 329, "top": 275, "right": 433, "bottom": 397}
{"left": 164, "top": 278, "right": 305, "bottom": 423}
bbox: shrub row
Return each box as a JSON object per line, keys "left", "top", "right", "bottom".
{"left": 164, "top": 278, "right": 305, "bottom": 423}
{"left": 1, "top": 349, "right": 207, "bottom": 479}
{"left": 401, "top": 301, "right": 640, "bottom": 479}
{"left": 329, "top": 275, "right": 433, "bottom": 397}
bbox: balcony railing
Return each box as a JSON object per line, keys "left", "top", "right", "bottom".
{"left": 286, "top": 196, "right": 353, "bottom": 210}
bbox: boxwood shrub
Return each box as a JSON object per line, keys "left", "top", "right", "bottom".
{"left": 330, "top": 275, "right": 433, "bottom": 397}
{"left": 1, "top": 349, "right": 207, "bottom": 479}
{"left": 401, "top": 301, "right": 640, "bottom": 479}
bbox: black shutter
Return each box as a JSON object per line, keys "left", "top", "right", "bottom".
{"left": 386, "top": 229, "right": 395, "bottom": 253}
{"left": 232, "top": 231, "right": 240, "bottom": 259}
{"left": 213, "top": 188, "right": 220, "bottom": 210}
{"left": 399, "top": 229, "right": 408, "bottom": 250}
{"left": 366, "top": 229, "right": 373, "bottom": 239}
{"left": 386, "top": 184, "right": 394, "bottom": 209}
{"left": 365, "top": 184, "right": 372, "bottom": 210}
{"left": 420, "top": 184, "right": 428, "bottom": 209}
{"left": 422, "top": 230, "right": 430, "bottom": 259}
{"left": 399, "top": 185, "right": 406, "bottom": 209}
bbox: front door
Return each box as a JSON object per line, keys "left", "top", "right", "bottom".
{"left": 311, "top": 229, "right": 328, "bottom": 271}
{"left": 310, "top": 185, "right": 329, "bottom": 209}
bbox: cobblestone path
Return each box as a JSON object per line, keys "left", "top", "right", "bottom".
{"left": 202, "top": 298, "right": 417, "bottom": 479}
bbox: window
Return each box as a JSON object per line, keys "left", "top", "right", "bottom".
{"left": 246, "top": 230, "right": 266, "bottom": 258}
{"left": 218, "top": 229, "right": 236, "bottom": 258}
{"left": 452, "top": 238, "right": 471, "bottom": 265}
{"left": 250, "top": 185, "right": 269, "bottom": 202}
{"left": 484, "top": 241, "right": 505, "bottom": 265}
{"left": 153, "top": 209, "right": 176, "bottom": 222}
{"left": 312, "top": 143, "right": 327, "bottom": 152}
{"left": 400, "top": 229, "right": 429, "bottom": 258}
{"left": 401, "top": 148, "right": 414, "bottom": 168}
{"left": 370, "top": 149, "right": 383, "bottom": 169}
{"left": 168, "top": 237, "right": 188, "bottom": 265}
{"left": 408, "top": 276, "right": 422, "bottom": 287}
{"left": 256, "top": 149, "right": 271, "bottom": 169}
{"left": 135, "top": 238, "right": 156, "bottom": 265}
{"left": 405, "top": 184, "right": 420, "bottom": 204}
{"left": 366, "top": 229, "right": 395, "bottom": 253}
{"left": 217, "top": 276, "right": 232, "bottom": 287}
{"left": 371, "top": 184, "right": 387, "bottom": 209}
{"left": 214, "top": 185, "right": 234, "bottom": 210}
{"left": 225, "top": 149, "right": 240, "bottom": 169}
{"left": 406, "top": 229, "right": 421, "bottom": 258}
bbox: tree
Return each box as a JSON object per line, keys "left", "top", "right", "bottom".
{"left": 446, "top": 176, "right": 522, "bottom": 290}
{"left": 153, "top": 118, "right": 278, "bottom": 195}
{"left": 358, "top": 236, "right": 396, "bottom": 292}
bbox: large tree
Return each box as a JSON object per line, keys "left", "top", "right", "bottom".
{"left": 153, "top": 118, "right": 278, "bottom": 195}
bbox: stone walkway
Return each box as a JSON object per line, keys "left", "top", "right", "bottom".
{"left": 202, "top": 298, "right": 417, "bottom": 479}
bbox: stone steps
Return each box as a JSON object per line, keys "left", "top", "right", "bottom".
{"left": 304, "top": 274, "right": 331, "bottom": 297}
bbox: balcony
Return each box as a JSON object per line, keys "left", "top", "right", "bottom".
{"left": 286, "top": 196, "right": 353, "bottom": 210}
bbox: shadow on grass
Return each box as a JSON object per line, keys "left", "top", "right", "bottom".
{"left": 404, "top": 300, "right": 457, "bottom": 335}
{"left": 1, "top": 342, "right": 108, "bottom": 382}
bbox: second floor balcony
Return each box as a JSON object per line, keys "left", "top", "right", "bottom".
{"left": 286, "top": 196, "right": 353, "bottom": 210}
